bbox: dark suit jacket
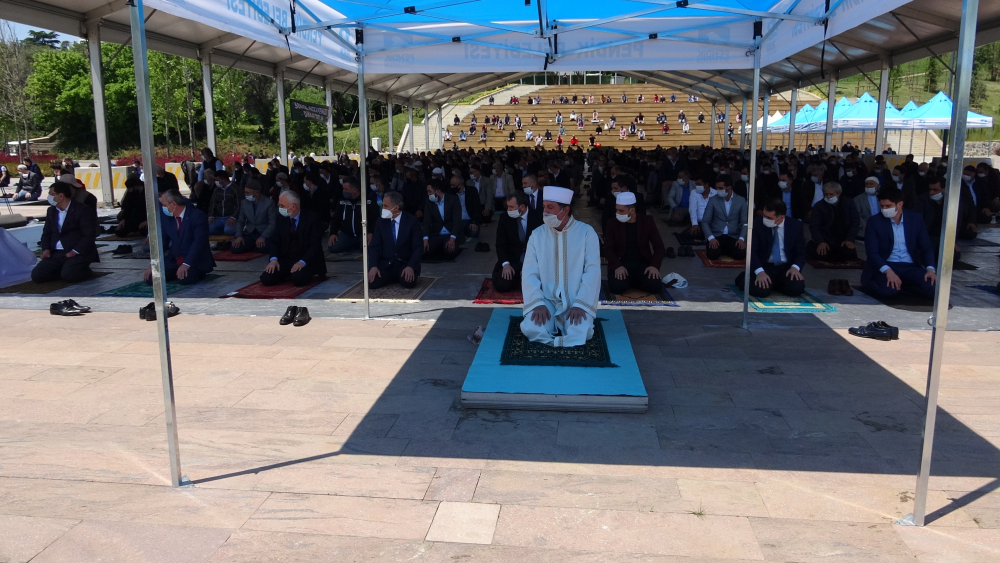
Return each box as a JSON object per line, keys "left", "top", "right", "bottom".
{"left": 269, "top": 209, "right": 326, "bottom": 275}
{"left": 40, "top": 201, "right": 99, "bottom": 263}
{"left": 789, "top": 178, "right": 814, "bottom": 221}
{"left": 494, "top": 211, "right": 541, "bottom": 270}
{"left": 604, "top": 214, "right": 666, "bottom": 271}
{"left": 422, "top": 193, "right": 464, "bottom": 239}
{"left": 918, "top": 193, "right": 975, "bottom": 238}
{"left": 300, "top": 184, "right": 332, "bottom": 229}
{"left": 369, "top": 211, "right": 423, "bottom": 271}
{"left": 457, "top": 188, "right": 484, "bottom": 225}
{"left": 809, "top": 198, "right": 860, "bottom": 245}
{"left": 748, "top": 215, "right": 806, "bottom": 273}
{"left": 861, "top": 210, "right": 935, "bottom": 285}
{"left": 160, "top": 205, "right": 215, "bottom": 273}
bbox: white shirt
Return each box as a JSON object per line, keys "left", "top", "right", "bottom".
{"left": 812, "top": 181, "right": 824, "bottom": 205}
{"left": 495, "top": 177, "right": 505, "bottom": 198}
{"left": 54, "top": 203, "right": 70, "bottom": 250}
{"left": 722, "top": 197, "right": 733, "bottom": 235}
{"left": 689, "top": 192, "right": 710, "bottom": 226}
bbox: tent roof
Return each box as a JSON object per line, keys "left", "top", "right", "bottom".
{"left": 1, "top": 0, "right": 998, "bottom": 106}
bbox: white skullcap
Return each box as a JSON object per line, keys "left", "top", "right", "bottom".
{"left": 543, "top": 186, "right": 573, "bottom": 205}
{"left": 432, "top": 167, "right": 444, "bottom": 175}
{"left": 865, "top": 176, "right": 880, "bottom": 184}
{"left": 615, "top": 191, "right": 637, "bottom": 206}
{"left": 413, "top": 160, "right": 423, "bottom": 167}
{"left": 58, "top": 173, "right": 83, "bottom": 187}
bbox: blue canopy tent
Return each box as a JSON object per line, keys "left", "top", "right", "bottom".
{"left": 909, "top": 91, "right": 994, "bottom": 129}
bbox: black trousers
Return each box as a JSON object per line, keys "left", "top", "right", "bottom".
{"left": 735, "top": 263, "right": 805, "bottom": 298}
{"left": 370, "top": 261, "right": 420, "bottom": 289}
{"left": 425, "top": 235, "right": 460, "bottom": 259}
{"left": 115, "top": 221, "right": 148, "bottom": 238}
{"left": 607, "top": 261, "right": 663, "bottom": 295}
{"left": 145, "top": 263, "right": 208, "bottom": 286}
{"left": 806, "top": 239, "right": 858, "bottom": 262}
{"left": 491, "top": 261, "right": 522, "bottom": 293}
{"left": 705, "top": 235, "right": 746, "bottom": 261}
{"left": 260, "top": 259, "right": 318, "bottom": 287}
{"left": 31, "top": 253, "right": 93, "bottom": 283}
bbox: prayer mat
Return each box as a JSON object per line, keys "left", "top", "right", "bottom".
{"left": 695, "top": 249, "right": 745, "bottom": 268}
{"left": 853, "top": 285, "right": 941, "bottom": 313}
{"left": 112, "top": 251, "right": 151, "bottom": 260}
{"left": 0, "top": 271, "right": 111, "bottom": 294}
{"left": 223, "top": 279, "right": 323, "bottom": 299}
{"left": 325, "top": 252, "right": 363, "bottom": 262}
{"left": 97, "top": 234, "right": 144, "bottom": 242}
{"left": 726, "top": 284, "right": 836, "bottom": 313}
{"left": 214, "top": 250, "right": 265, "bottom": 262}
{"left": 807, "top": 258, "right": 865, "bottom": 270}
{"left": 98, "top": 274, "right": 222, "bottom": 298}
{"left": 500, "top": 315, "right": 617, "bottom": 368}
{"left": 600, "top": 284, "right": 678, "bottom": 307}
{"left": 421, "top": 248, "right": 463, "bottom": 264}
{"left": 969, "top": 284, "right": 1000, "bottom": 297}
{"left": 473, "top": 278, "right": 523, "bottom": 304}
{"left": 209, "top": 235, "right": 234, "bottom": 242}
{"left": 673, "top": 232, "right": 706, "bottom": 246}
{"left": 331, "top": 276, "right": 436, "bottom": 303}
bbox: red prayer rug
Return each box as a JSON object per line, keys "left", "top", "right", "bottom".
{"left": 695, "top": 249, "right": 745, "bottom": 269}
{"left": 473, "top": 278, "right": 524, "bottom": 304}
{"left": 222, "top": 279, "right": 323, "bottom": 299}
{"left": 214, "top": 250, "right": 266, "bottom": 262}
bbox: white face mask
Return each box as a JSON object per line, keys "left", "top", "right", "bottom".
{"left": 963, "top": 174, "right": 974, "bottom": 183}
{"left": 978, "top": 173, "right": 987, "bottom": 178}
{"left": 615, "top": 213, "right": 630, "bottom": 223}
{"left": 507, "top": 209, "right": 522, "bottom": 219}
{"left": 428, "top": 194, "right": 439, "bottom": 203}
{"left": 778, "top": 181, "right": 788, "bottom": 190}
{"left": 892, "top": 175, "right": 901, "bottom": 183}
{"left": 542, "top": 212, "right": 562, "bottom": 228}
{"left": 760, "top": 169, "right": 770, "bottom": 175}
{"left": 930, "top": 192, "right": 944, "bottom": 202}
{"left": 881, "top": 206, "right": 898, "bottom": 219}
{"left": 246, "top": 195, "right": 255, "bottom": 202}
{"left": 865, "top": 187, "right": 878, "bottom": 196}
{"left": 278, "top": 207, "right": 290, "bottom": 217}
{"left": 713, "top": 167, "right": 720, "bottom": 173}
{"left": 846, "top": 171, "right": 855, "bottom": 177}
{"left": 811, "top": 176, "right": 821, "bottom": 184}
{"left": 918, "top": 171, "right": 926, "bottom": 177}
{"left": 825, "top": 196, "right": 839, "bottom": 205}
{"left": 740, "top": 174, "right": 749, "bottom": 182}
{"left": 47, "top": 195, "right": 57, "bottom": 206}
{"left": 381, "top": 208, "right": 393, "bottom": 219}
{"left": 523, "top": 187, "right": 534, "bottom": 196}
{"left": 762, "top": 217, "right": 777, "bottom": 228}
{"left": 694, "top": 185, "right": 705, "bottom": 194}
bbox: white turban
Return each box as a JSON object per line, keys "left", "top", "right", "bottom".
{"left": 865, "top": 176, "right": 880, "bottom": 184}
{"left": 543, "top": 186, "right": 573, "bottom": 205}
{"left": 615, "top": 191, "right": 637, "bottom": 206}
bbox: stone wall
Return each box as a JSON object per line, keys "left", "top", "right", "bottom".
{"left": 965, "top": 141, "right": 1000, "bottom": 157}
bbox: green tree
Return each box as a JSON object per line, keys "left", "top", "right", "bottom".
{"left": 23, "top": 30, "right": 59, "bottom": 49}
{"left": 212, "top": 66, "right": 249, "bottom": 154}
{"left": 970, "top": 59, "right": 987, "bottom": 108}
{"left": 925, "top": 58, "right": 940, "bottom": 93}
{"left": 975, "top": 42, "right": 1000, "bottom": 82}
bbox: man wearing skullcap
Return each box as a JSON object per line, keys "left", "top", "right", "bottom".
{"left": 603, "top": 191, "right": 666, "bottom": 295}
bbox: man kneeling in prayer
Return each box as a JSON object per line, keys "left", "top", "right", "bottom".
{"left": 604, "top": 191, "right": 665, "bottom": 295}
{"left": 520, "top": 186, "right": 601, "bottom": 348}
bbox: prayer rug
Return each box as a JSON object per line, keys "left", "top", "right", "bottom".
{"left": 331, "top": 276, "right": 436, "bottom": 303}
{"left": 726, "top": 284, "right": 836, "bottom": 313}
{"left": 500, "top": 315, "right": 616, "bottom": 367}
{"left": 421, "top": 248, "right": 463, "bottom": 264}
{"left": 600, "top": 284, "right": 678, "bottom": 307}
{"left": 673, "top": 232, "right": 706, "bottom": 246}
{"left": 325, "top": 252, "right": 363, "bottom": 262}
{"left": 461, "top": 309, "right": 647, "bottom": 412}
{"left": 853, "top": 285, "right": 940, "bottom": 313}
{"left": 214, "top": 250, "right": 265, "bottom": 262}
{"left": 112, "top": 252, "right": 151, "bottom": 260}
{"left": 806, "top": 258, "right": 865, "bottom": 270}
{"left": 223, "top": 279, "right": 323, "bottom": 299}
{"left": 98, "top": 274, "right": 222, "bottom": 298}
{"left": 695, "top": 249, "right": 745, "bottom": 268}
{"left": 209, "top": 235, "right": 234, "bottom": 242}
{"left": 0, "top": 271, "right": 111, "bottom": 294}
{"left": 473, "top": 278, "right": 524, "bottom": 304}
{"left": 97, "top": 234, "right": 144, "bottom": 242}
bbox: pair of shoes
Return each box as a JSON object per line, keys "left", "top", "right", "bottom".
{"left": 665, "top": 247, "right": 676, "bottom": 258}
{"left": 848, "top": 321, "right": 899, "bottom": 341}
{"left": 50, "top": 300, "right": 89, "bottom": 316}
{"left": 140, "top": 301, "right": 180, "bottom": 321}
{"left": 675, "top": 245, "right": 693, "bottom": 258}
{"left": 828, "top": 279, "right": 854, "bottom": 296}
{"left": 112, "top": 244, "right": 133, "bottom": 255}
{"left": 280, "top": 306, "right": 311, "bottom": 327}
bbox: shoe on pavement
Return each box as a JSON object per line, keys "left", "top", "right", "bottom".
{"left": 280, "top": 306, "right": 299, "bottom": 326}
{"left": 293, "top": 307, "right": 311, "bottom": 327}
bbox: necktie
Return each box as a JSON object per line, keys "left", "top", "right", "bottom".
{"left": 393, "top": 219, "right": 398, "bottom": 244}
{"left": 771, "top": 227, "right": 782, "bottom": 264}
{"left": 176, "top": 216, "right": 182, "bottom": 233}
{"left": 290, "top": 217, "right": 297, "bottom": 233}
{"left": 517, "top": 218, "right": 526, "bottom": 243}
{"left": 530, "top": 194, "right": 535, "bottom": 209}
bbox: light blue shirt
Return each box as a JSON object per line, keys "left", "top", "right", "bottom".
{"left": 883, "top": 214, "right": 913, "bottom": 271}
{"left": 867, "top": 194, "right": 879, "bottom": 217}
{"left": 197, "top": 159, "right": 225, "bottom": 182}
{"left": 436, "top": 200, "right": 452, "bottom": 237}
{"left": 781, "top": 191, "right": 793, "bottom": 219}
{"left": 457, "top": 192, "right": 470, "bottom": 221}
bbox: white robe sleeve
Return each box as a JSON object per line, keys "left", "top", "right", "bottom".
{"left": 521, "top": 230, "right": 546, "bottom": 315}
{"left": 571, "top": 226, "right": 602, "bottom": 319}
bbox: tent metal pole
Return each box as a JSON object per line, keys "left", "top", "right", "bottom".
{"left": 909, "top": 129, "right": 914, "bottom": 156}
{"left": 741, "top": 49, "right": 761, "bottom": 330}
{"left": 424, "top": 102, "right": 430, "bottom": 151}
{"left": 825, "top": 77, "right": 836, "bottom": 151}
{"left": 326, "top": 83, "right": 335, "bottom": 158}
{"left": 740, "top": 97, "right": 747, "bottom": 148}
{"left": 723, "top": 101, "right": 730, "bottom": 148}
{"left": 276, "top": 68, "right": 288, "bottom": 166}
{"left": 201, "top": 52, "right": 216, "bottom": 154}
{"left": 386, "top": 94, "right": 394, "bottom": 154}
{"left": 408, "top": 102, "right": 415, "bottom": 153}
{"left": 899, "top": 0, "right": 979, "bottom": 528}
{"left": 710, "top": 104, "right": 716, "bottom": 148}
{"left": 437, "top": 104, "right": 444, "bottom": 149}
{"left": 86, "top": 22, "right": 116, "bottom": 207}
{"left": 788, "top": 86, "right": 798, "bottom": 151}
{"left": 357, "top": 49, "right": 371, "bottom": 320}
{"left": 942, "top": 52, "right": 956, "bottom": 160}
{"left": 875, "top": 59, "right": 890, "bottom": 154}
{"left": 761, "top": 93, "right": 770, "bottom": 150}
{"left": 129, "top": 0, "right": 183, "bottom": 488}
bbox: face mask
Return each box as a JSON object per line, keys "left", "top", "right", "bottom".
{"left": 507, "top": 209, "right": 524, "bottom": 219}
{"left": 778, "top": 181, "right": 788, "bottom": 190}
{"left": 825, "top": 196, "right": 839, "bottom": 205}
{"left": 865, "top": 187, "right": 878, "bottom": 196}
{"left": 616, "top": 213, "right": 630, "bottom": 223}
{"left": 740, "top": 174, "right": 749, "bottom": 182}
{"left": 277, "top": 207, "right": 290, "bottom": 217}
{"left": 713, "top": 167, "right": 720, "bottom": 173}
{"left": 428, "top": 194, "right": 439, "bottom": 203}
{"left": 162, "top": 205, "right": 172, "bottom": 217}
{"left": 892, "top": 175, "right": 901, "bottom": 183}
{"left": 709, "top": 188, "right": 719, "bottom": 197}
{"left": 47, "top": 195, "right": 57, "bottom": 206}
{"left": 846, "top": 171, "right": 855, "bottom": 178}
{"left": 542, "top": 213, "right": 562, "bottom": 228}
{"left": 918, "top": 171, "right": 926, "bottom": 177}
{"left": 762, "top": 217, "right": 777, "bottom": 228}
{"left": 760, "top": 169, "right": 770, "bottom": 175}
{"left": 381, "top": 208, "right": 393, "bottom": 219}
{"left": 881, "top": 206, "right": 898, "bottom": 219}
{"left": 246, "top": 195, "right": 255, "bottom": 202}
{"left": 216, "top": 181, "right": 223, "bottom": 187}
{"left": 978, "top": 173, "right": 987, "bottom": 178}
{"left": 811, "top": 176, "right": 821, "bottom": 184}
{"left": 962, "top": 174, "right": 973, "bottom": 183}
{"left": 523, "top": 187, "right": 534, "bottom": 196}
{"left": 694, "top": 185, "right": 705, "bottom": 194}
{"left": 930, "top": 192, "right": 944, "bottom": 202}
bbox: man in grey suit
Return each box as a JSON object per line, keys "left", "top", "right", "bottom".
{"left": 853, "top": 176, "right": 881, "bottom": 238}
{"left": 484, "top": 161, "right": 516, "bottom": 213}
{"left": 702, "top": 174, "right": 748, "bottom": 261}
{"left": 231, "top": 180, "right": 277, "bottom": 254}
{"left": 467, "top": 163, "right": 496, "bottom": 223}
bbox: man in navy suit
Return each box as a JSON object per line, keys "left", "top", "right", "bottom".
{"left": 262, "top": 191, "right": 326, "bottom": 287}
{"left": 735, "top": 199, "right": 806, "bottom": 298}
{"left": 144, "top": 189, "right": 216, "bottom": 285}
{"left": 861, "top": 186, "right": 937, "bottom": 300}
{"left": 368, "top": 191, "right": 423, "bottom": 289}
{"left": 492, "top": 191, "right": 541, "bottom": 293}
{"left": 32, "top": 182, "right": 99, "bottom": 283}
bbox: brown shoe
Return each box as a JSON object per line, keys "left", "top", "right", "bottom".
{"left": 840, "top": 279, "right": 854, "bottom": 296}
{"left": 828, "top": 279, "right": 841, "bottom": 296}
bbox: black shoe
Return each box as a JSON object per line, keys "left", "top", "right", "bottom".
{"left": 665, "top": 247, "right": 676, "bottom": 259}
{"left": 112, "top": 244, "right": 133, "bottom": 255}
{"left": 280, "top": 306, "right": 299, "bottom": 326}
{"left": 61, "top": 299, "right": 90, "bottom": 313}
{"left": 293, "top": 307, "right": 311, "bottom": 327}
{"left": 872, "top": 321, "right": 899, "bottom": 340}
{"left": 164, "top": 301, "right": 180, "bottom": 318}
{"left": 50, "top": 302, "right": 83, "bottom": 316}
{"left": 848, "top": 324, "right": 894, "bottom": 341}
{"left": 143, "top": 302, "right": 157, "bottom": 321}
{"left": 140, "top": 302, "right": 151, "bottom": 320}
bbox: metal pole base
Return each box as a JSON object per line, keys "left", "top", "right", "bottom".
{"left": 895, "top": 514, "right": 917, "bottom": 526}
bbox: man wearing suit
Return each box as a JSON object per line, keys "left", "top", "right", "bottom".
{"left": 301, "top": 172, "right": 332, "bottom": 233}
{"left": 449, "top": 174, "right": 484, "bottom": 237}
{"left": 466, "top": 164, "right": 494, "bottom": 224}
{"left": 423, "top": 180, "right": 464, "bottom": 259}
{"left": 369, "top": 191, "right": 423, "bottom": 289}
{"left": 144, "top": 189, "right": 215, "bottom": 285}
{"left": 261, "top": 191, "right": 326, "bottom": 287}
{"left": 861, "top": 186, "right": 937, "bottom": 300}
{"left": 328, "top": 177, "right": 379, "bottom": 254}
{"left": 493, "top": 192, "right": 541, "bottom": 293}
{"left": 547, "top": 160, "right": 571, "bottom": 189}
{"left": 32, "top": 182, "right": 99, "bottom": 284}
{"left": 735, "top": 199, "right": 806, "bottom": 298}
{"left": 776, "top": 171, "right": 811, "bottom": 220}
{"left": 853, "top": 176, "right": 881, "bottom": 238}
{"left": 604, "top": 192, "right": 665, "bottom": 295}
{"left": 232, "top": 180, "right": 277, "bottom": 254}
{"left": 485, "top": 162, "right": 516, "bottom": 214}
{"left": 522, "top": 174, "right": 544, "bottom": 222}
{"left": 703, "top": 174, "right": 748, "bottom": 261}
{"left": 807, "top": 182, "right": 860, "bottom": 262}
{"left": 918, "top": 176, "right": 976, "bottom": 261}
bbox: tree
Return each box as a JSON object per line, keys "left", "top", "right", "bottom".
{"left": 23, "top": 30, "right": 59, "bottom": 49}
{"left": 976, "top": 42, "right": 1000, "bottom": 82}
{"left": 213, "top": 66, "right": 249, "bottom": 154}
{"left": 925, "top": 58, "right": 941, "bottom": 93}
{"left": 0, "top": 22, "right": 34, "bottom": 157}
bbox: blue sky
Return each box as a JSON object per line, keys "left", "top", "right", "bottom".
{"left": 4, "top": 20, "right": 79, "bottom": 42}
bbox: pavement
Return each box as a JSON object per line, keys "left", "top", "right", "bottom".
{"left": 1, "top": 200, "right": 1000, "bottom": 562}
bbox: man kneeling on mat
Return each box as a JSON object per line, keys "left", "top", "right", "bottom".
{"left": 261, "top": 191, "right": 326, "bottom": 287}
{"left": 735, "top": 199, "right": 806, "bottom": 299}
{"left": 368, "top": 191, "right": 423, "bottom": 289}
{"left": 604, "top": 191, "right": 665, "bottom": 295}
{"left": 860, "top": 186, "right": 936, "bottom": 300}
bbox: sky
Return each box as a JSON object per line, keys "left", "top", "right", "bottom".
{"left": 3, "top": 20, "right": 79, "bottom": 42}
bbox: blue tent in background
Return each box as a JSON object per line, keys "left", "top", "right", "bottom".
{"left": 908, "top": 91, "right": 994, "bottom": 129}
{"left": 766, "top": 103, "right": 813, "bottom": 133}
{"left": 832, "top": 92, "right": 910, "bottom": 130}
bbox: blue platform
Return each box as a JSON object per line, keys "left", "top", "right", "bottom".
{"left": 461, "top": 309, "right": 648, "bottom": 412}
